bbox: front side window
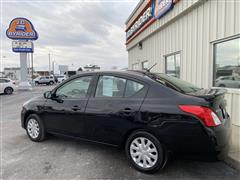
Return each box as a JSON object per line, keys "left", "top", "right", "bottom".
{"left": 56, "top": 76, "right": 92, "bottom": 98}
{"left": 95, "top": 76, "right": 126, "bottom": 97}
{"left": 214, "top": 37, "right": 240, "bottom": 89}
{"left": 165, "top": 52, "right": 181, "bottom": 78}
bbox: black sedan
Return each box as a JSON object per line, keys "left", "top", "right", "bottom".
{"left": 21, "top": 70, "right": 231, "bottom": 173}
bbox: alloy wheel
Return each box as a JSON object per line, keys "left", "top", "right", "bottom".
{"left": 27, "top": 118, "right": 40, "bottom": 139}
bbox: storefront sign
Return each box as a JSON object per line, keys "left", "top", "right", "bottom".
{"left": 153, "top": 0, "right": 174, "bottom": 19}
{"left": 12, "top": 41, "right": 34, "bottom": 53}
{"left": 6, "top": 17, "right": 38, "bottom": 40}
{"left": 126, "top": 7, "right": 153, "bottom": 40}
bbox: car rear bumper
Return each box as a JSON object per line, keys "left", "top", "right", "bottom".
{"left": 211, "top": 116, "right": 231, "bottom": 159}
{"left": 152, "top": 117, "right": 231, "bottom": 160}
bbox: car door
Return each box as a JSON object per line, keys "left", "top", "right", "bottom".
{"left": 39, "top": 77, "right": 45, "bottom": 84}
{"left": 85, "top": 74, "right": 148, "bottom": 145}
{"left": 43, "top": 75, "right": 94, "bottom": 137}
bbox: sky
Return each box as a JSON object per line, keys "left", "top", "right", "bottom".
{"left": 0, "top": 0, "right": 139, "bottom": 72}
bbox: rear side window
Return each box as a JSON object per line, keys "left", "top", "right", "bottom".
{"left": 95, "top": 76, "right": 126, "bottom": 97}
{"left": 125, "top": 80, "right": 144, "bottom": 97}
{"left": 95, "top": 75, "right": 145, "bottom": 98}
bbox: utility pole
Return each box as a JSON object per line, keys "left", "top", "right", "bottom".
{"left": 48, "top": 53, "right": 51, "bottom": 75}
{"left": 31, "top": 52, "right": 34, "bottom": 81}
{"left": 52, "top": 61, "right": 55, "bottom": 75}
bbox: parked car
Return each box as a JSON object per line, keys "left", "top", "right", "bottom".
{"left": 21, "top": 71, "right": 230, "bottom": 173}
{"left": 0, "top": 78, "right": 16, "bottom": 94}
{"left": 35, "top": 76, "right": 55, "bottom": 85}
{"left": 55, "top": 75, "right": 66, "bottom": 83}
{"left": 215, "top": 75, "right": 240, "bottom": 88}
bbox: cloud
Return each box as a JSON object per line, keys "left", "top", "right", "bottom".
{"left": 1, "top": 0, "right": 139, "bottom": 71}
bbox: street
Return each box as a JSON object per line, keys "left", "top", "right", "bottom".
{"left": 1, "top": 86, "right": 240, "bottom": 179}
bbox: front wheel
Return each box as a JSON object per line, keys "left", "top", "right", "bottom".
{"left": 125, "top": 131, "right": 165, "bottom": 173}
{"left": 26, "top": 114, "right": 46, "bottom": 142}
{"left": 4, "top": 87, "right": 13, "bottom": 95}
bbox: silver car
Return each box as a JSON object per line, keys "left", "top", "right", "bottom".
{"left": 215, "top": 76, "right": 240, "bottom": 88}
{"left": 35, "top": 76, "right": 55, "bottom": 85}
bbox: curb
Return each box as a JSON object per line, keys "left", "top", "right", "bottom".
{"left": 224, "top": 155, "right": 240, "bottom": 171}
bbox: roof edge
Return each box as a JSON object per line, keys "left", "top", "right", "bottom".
{"left": 125, "top": 0, "right": 145, "bottom": 25}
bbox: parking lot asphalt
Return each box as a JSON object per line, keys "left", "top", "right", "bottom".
{"left": 1, "top": 86, "right": 240, "bottom": 179}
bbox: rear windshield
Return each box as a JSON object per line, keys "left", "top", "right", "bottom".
{"left": 150, "top": 73, "right": 201, "bottom": 93}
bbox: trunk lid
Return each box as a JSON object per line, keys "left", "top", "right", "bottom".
{"left": 186, "top": 89, "right": 228, "bottom": 121}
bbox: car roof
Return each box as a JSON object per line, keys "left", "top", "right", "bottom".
{"left": 64, "top": 70, "right": 156, "bottom": 85}
{"left": 76, "top": 70, "right": 152, "bottom": 78}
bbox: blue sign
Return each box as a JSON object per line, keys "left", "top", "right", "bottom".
{"left": 152, "top": 0, "right": 174, "bottom": 19}
{"left": 12, "top": 48, "right": 33, "bottom": 53}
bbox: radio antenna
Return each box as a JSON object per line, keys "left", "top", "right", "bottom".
{"left": 146, "top": 63, "right": 157, "bottom": 72}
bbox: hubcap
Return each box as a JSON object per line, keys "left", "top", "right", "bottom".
{"left": 130, "top": 137, "right": 158, "bottom": 169}
{"left": 27, "top": 119, "right": 40, "bottom": 139}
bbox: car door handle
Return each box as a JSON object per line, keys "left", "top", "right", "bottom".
{"left": 71, "top": 105, "right": 81, "bottom": 111}
{"left": 122, "top": 108, "right": 133, "bottom": 114}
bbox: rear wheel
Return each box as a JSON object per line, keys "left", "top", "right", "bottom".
{"left": 125, "top": 131, "right": 165, "bottom": 173}
{"left": 26, "top": 114, "right": 46, "bottom": 142}
{"left": 4, "top": 87, "right": 13, "bottom": 95}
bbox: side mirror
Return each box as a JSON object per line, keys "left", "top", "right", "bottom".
{"left": 44, "top": 91, "right": 52, "bottom": 99}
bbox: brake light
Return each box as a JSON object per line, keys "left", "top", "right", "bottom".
{"left": 179, "top": 105, "right": 221, "bottom": 127}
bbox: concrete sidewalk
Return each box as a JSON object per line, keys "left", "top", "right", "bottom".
{"left": 225, "top": 125, "right": 240, "bottom": 170}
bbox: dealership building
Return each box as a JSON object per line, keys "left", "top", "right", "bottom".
{"left": 125, "top": 0, "right": 240, "bottom": 126}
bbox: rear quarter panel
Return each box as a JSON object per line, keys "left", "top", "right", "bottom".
{"left": 135, "top": 83, "right": 214, "bottom": 154}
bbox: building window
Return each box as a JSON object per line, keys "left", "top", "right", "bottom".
{"left": 142, "top": 61, "right": 148, "bottom": 70}
{"left": 132, "top": 63, "right": 139, "bottom": 70}
{"left": 214, "top": 37, "right": 240, "bottom": 89}
{"left": 165, "top": 52, "right": 181, "bottom": 78}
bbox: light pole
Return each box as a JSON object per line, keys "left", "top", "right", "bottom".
{"left": 48, "top": 53, "right": 51, "bottom": 75}
{"left": 52, "top": 61, "right": 55, "bottom": 75}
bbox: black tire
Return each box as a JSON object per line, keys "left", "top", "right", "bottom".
{"left": 25, "top": 114, "right": 46, "bottom": 142}
{"left": 35, "top": 81, "right": 39, "bottom": 85}
{"left": 219, "top": 84, "right": 226, "bottom": 87}
{"left": 4, "top": 87, "right": 13, "bottom": 95}
{"left": 125, "top": 131, "right": 165, "bottom": 173}
{"left": 49, "top": 81, "right": 54, "bottom": 85}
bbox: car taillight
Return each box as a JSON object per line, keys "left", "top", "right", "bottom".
{"left": 179, "top": 105, "right": 221, "bottom": 127}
